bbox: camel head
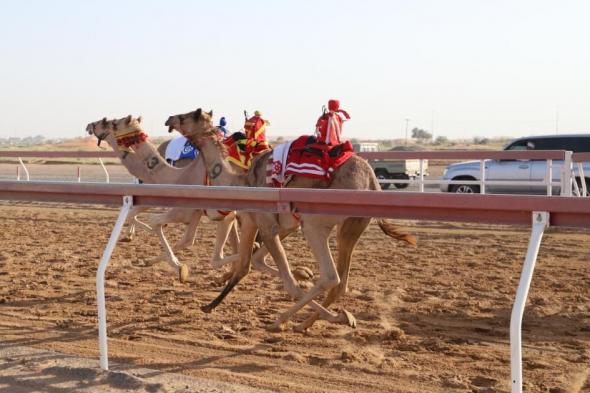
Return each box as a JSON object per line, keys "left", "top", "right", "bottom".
{"left": 165, "top": 108, "right": 214, "bottom": 144}
{"left": 86, "top": 117, "right": 113, "bottom": 147}
{"left": 111, "top": 115, "right": 147, "bottom": 151}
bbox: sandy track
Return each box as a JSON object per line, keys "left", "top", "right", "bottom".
{"left": 0, "top": 202, "right": 589, "bottom": 392}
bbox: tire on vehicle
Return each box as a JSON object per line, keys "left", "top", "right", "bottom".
{"left": 450, "top": 177, "right": 480, "bottom": 194}
{"left": 392, "top": 173, "right": 410, "bottom": 189}
{"left": 375, "top": 170, "right": 391, "bottom": 190}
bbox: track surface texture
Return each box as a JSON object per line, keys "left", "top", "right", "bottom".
{"left": 0, "top": 202, "right": 589, "bottom": 392}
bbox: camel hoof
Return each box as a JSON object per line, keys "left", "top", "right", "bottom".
{"left": 293, "top": 322, "right": 309, "bottom": 334}
{"left": 338, "top": 309, "right": 357, "bottom": 328}
{"left": 119, "top": 237, "right": 132, "bottom": 243}
{"left": 179, "top": 264, "right": 189, "bottom": 283}
{"left": 201, "top": 304, "right": 214, "bottom": 314}
{"left": 293, "top": 266, "right": 314, "bottom": 281}
{"left": 266, "top": 321, "right": 286, "bottom": 333}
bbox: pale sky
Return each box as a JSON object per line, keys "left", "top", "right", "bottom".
{"left": 0, "top": 0, "right": 589, "bottom": 140}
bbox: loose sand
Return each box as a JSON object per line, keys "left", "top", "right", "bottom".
{"left": 0, "top": 202, "right": 589, "bottom": 392}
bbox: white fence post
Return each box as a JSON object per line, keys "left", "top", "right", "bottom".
{"left": 510, "top": 211, "right": 549, "bottom": 393}
{"left": 96, "top": 195, "right": 133, "bottom": 370}
{"left": 98, "top": 158, "right": 110, "bottom": 183}
{"left": 17, "top": 157, "right": 30, "bottom": 181}
{"left": 561, "top": 151, "right": 573, "bottom": 196}
{"left": 577, "top": 162, "right": 587, "bottom": 196}
{"left": 546, "top": 159, "right": 553, "bottom": 196}
{"left": 480, "top": 160, "right": 486, "bottom": 194}
{"left": 419, "top": 159, "right": 425, "bottom": 192}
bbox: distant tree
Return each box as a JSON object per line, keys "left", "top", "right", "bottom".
{"left": 411, "top": 128, "right": 432, "bottom": 142}
{"left": 434, "top": 135, "right": 449, "bottom": 145}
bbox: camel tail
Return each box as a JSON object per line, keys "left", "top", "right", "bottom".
{"left": 377, "top": 219, "right": 417, "bottom": 246}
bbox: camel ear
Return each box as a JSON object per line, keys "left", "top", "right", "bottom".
{"left": 208, "top": 110, "right": 213, "bottom": 117}
{"left": 193, "top": 108, "right": 202, "bottom": 120}
{"left": 101, "top": 117, "right": 108, "bottom": 127}
{"left": 137, "top": 116, "right": 143, "bottom": 124}
{"left": 126, "top": 115, "right": 132, "bottom": 124}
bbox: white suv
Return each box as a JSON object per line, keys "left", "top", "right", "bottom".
{"left": 440, "top": 134, "right": 590, "bottom": 194}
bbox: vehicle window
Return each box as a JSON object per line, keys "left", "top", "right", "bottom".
{"left": 505, "top": 136, "right": 590, "bottom": 152}
{"left": 505, "top": 140, "right": 530, "bottom": 150}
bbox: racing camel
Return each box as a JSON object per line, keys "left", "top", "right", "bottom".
{"left": 86, "top": 117, "right": 238, "bottom": 282}
{"left": 96, "top": 116, "right": 292, "bottom": 282}
{"left": 165, "top": 108, "right": 416, "bottom": 331}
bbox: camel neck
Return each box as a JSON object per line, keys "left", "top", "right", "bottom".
{"left": 103, "top": 133, "right": 183, "bottom": 183}
{"left": 189, "top": 130, "right": 245, "bottom": 187}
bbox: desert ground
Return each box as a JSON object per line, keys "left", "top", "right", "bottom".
{"left": 0, "top": 202, "right": 589, "bottom": 392}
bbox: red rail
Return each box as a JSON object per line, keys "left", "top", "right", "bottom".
{"left": 0, "top": 181, "right": 588, "bottom": 228}
{"left": 573, "top": 152, "right": 590, "bottom": 162}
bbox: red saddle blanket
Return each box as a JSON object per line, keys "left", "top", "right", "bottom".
{"left": 267, "top": 135, "right": 354, "bottom": 186}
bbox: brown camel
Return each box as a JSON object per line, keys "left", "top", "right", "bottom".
{"left": 114, "top": 137, "right": 193, "bottom": 241}
{"left": 98, "top": 115, "right": 285, "bottom": 282}
{"left": 165, "top": 108, "right": 416, "bottom": 331}
{"left": 86, "top": 117, "right": 239, "bottom": 282}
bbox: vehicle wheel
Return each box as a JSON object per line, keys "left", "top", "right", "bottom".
{"left": 393, "top": 174, "right": 410, "bottom": 189}
{"left": 450, "top": 184, "right": 480, "bottom": 194}
{"left": 375, "top": 170, "right": 391, "bottom": 190}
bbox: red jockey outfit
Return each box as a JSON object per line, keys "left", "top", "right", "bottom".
{"left": 315, "top": 99, "right": 350, "bottom": 145}
{"left": 244, "top": 110, "right": 271, "bottom": 155}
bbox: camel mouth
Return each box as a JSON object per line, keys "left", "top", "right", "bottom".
{"left": 168, "top": 125, "right": 174, "bottom": 133}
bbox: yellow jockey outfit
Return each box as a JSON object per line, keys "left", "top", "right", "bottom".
{"left": 224, "top": 110, "right": 271, "bottom": 169}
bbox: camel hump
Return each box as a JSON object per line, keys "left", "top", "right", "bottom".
{"left": 376, "top": 219, "right": 417, "bottom": 246}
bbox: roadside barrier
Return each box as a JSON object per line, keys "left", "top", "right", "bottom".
{"left": 0, "top": 151, "right": 117, "bottom": 183}
{"left": 3, "top": 149, "right": 585, "bottom": 197}
{"left": 0, "top": 180, "right": 589, "bottom": 393}
{"left": 359, "top": 150, "right": 580, "bottom": 196}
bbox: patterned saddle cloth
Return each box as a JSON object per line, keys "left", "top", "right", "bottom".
{"left": 266, "top": 135, "right": 354, "bottom": 186}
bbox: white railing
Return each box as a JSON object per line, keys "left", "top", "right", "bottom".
{"left": 0, "top": 151, "right": 117, "bottom": 183}
{"left": 359, "top": 150, "right": 586, "bottom": 196}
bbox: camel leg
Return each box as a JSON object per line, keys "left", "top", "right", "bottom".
{"left": 210, "top": 214, "right": 236, "bottom": 263}
{"left": 212, "top": 241, "right": 279, "bottom": 277}
{"left": 247, "top": 215, "right": 343, "bottom": 330}
{"left": 295, "top": 217, "right": 370, "bottom": 332}
{"left": 140, "top": 208, "right": 193, "bottom": 282}
{"left": 227, "top": 215, "right": 240, "bottom": 255}
{"left": 270, "top": 216, "right": 353, "bottom": 330}
{"left": 152, "top": 223, "right": 189, "bottom": 282}
{"left": 142, "top": 208, "right": 194, "bottom": 267}
{"left": 201, "top": 213, "right": 259, "bottom": 313}
{"left": 172, "top": 210, "right": 203, "bottom": 251}
{"left": 121, "top": 206, "right": 150, "bottom": 242}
